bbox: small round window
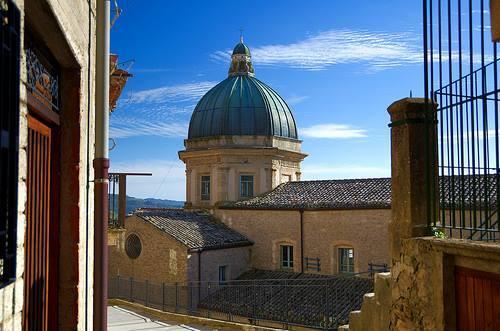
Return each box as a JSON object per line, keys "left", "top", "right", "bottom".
{"left": 125, "top": 234, "right": 142, "bottom": 259}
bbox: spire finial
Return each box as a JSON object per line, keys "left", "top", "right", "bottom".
{"left": 239, "top": 27, "right": 244, "bottom": 43}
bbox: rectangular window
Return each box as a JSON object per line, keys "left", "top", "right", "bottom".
{"left": 338, "top": 248, "right": 355, "bottom": 274}
{"left": 1, "top": 1, "right": 20, "bottom": 286}
{"left": 201, "top": 175, "right": 210, "bottom": 200}
{"left": 280, "top": 245, "right": 294, "bottom": 269}
{"left": 240, "top": 175, "right": 254, "bottom": 198}
{"left": 218, "top": 265, "right": 227, "bottom": 284}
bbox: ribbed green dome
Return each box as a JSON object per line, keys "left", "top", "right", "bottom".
{"left": 188, "top": 39, "right": 298, "bottom": 140}
{"left": 188, "top": 75, "right": 298, "bottom": 139}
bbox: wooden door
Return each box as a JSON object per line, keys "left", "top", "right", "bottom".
{"left": 23, "top": 115, "right": 58, "bottom": 331}
{"left": 455, "top": 266, "right": 500, "bottom": 330}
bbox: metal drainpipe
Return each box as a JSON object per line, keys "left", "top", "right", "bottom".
{"left": 94, "top": 0, "right": 110, "bottom": 330}
{"left": 300, "top": 209, "right": 304, "bottom": 274}
{"left": 85, "top": 0, "right": 93, "bottom": 328}
{"left": 198, "top": 250, "right": 202, "bottom": 304}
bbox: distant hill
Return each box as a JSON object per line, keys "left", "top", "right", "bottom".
{"left": 110, "top": 195, "right": 184, "bottom": 215}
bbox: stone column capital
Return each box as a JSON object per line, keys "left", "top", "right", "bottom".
{"left": 387, "top": 97, "right": 437, "bottom": 124}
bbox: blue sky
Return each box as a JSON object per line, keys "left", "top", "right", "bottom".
{"left": 109, "top": 0, "right": 426, "bottom": 201}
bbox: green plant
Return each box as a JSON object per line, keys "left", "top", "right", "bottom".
{"left": 431, "top": 227, "right": 447, "bottom": 239}
{"left": 319, "top": 316, "right": 340, "bottom": 330}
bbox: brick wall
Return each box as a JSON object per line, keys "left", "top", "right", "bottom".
{"left": 109, "top": 215, "right": 189, "bottom": 284}
{"left": 215, "top": 208, "right": 390, "bottom": 275}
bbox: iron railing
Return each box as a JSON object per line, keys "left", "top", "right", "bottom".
{"left": 108, "top": 173, "right": 120, "bottom": 227}
{"left": 0, "top": 0, "right": 20, "bottom": 286}
{"left": 109, "top": 274, "right": 374, "bottom": 330}
{"left": 424, "top": 0, "right": 500, "bottom": 241}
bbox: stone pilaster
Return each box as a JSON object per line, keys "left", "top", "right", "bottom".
{"left": 388, "top": 98, "right": 438, "bottom": 263}
{"left": 491, "top": 0, "right": 500, "bottom": 42}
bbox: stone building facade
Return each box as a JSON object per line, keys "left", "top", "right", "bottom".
{"left": 109, "top": 209, "right": 253, "bottom": 284}
{"left": 216, "top": 179, "right": 392, "bottom": 275}
{"left": 0, "top": 0, "right": 97, "bottom": 330}
{"left": 109, "top": 40, "right": 391, "bottom": 298}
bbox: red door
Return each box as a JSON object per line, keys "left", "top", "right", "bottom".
{"left": 23, "top": 115, "right": 59, "bottom": 331}
{"left": 455, "top": 266, "right": 500, "bottom": 330}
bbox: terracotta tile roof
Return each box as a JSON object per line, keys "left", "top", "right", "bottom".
{"left": 224, "top": 178, "right": 392, "bottom": 210}
{"left": 134, "top": 208, "right": 253, "bottom": 251}
{"left": 222, "top": 175, "right": 499, "bottom": 210}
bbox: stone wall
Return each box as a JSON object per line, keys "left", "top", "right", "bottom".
{"left": 179, "top": 136, "right": 306, "bottom": 209}
{"left": 215, "top": 208, "right": 390, "bottom": 275}
{"left": 187, "top": 246, "right": 251, "bottom": 282}
{"left": 0, "top": 0, "right": 96, "bottom": 330}
{"left": 109, "top": 215, "right": 189, "bottom": 284}
{"left": 390, "top": 237, "right": 500, "bottom": 330}
{"left": 345, "top": 237, "right": 500, "bottom": 331}
{"left": 304, "top": 210, "right": 390, "bottom": 274}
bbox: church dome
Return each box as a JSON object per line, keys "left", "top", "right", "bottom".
{"left": 188, "top": 38, "right": 298, "bottom": 140}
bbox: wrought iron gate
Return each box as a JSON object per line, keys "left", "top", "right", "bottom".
{"left": 424, "top": 0, "right": 500, "bottom": 241}
{"left": 0, "top": 0, "right": 20, "bottom": 286}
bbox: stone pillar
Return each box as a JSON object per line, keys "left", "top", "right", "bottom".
{"left": 228, "top": 168, "right": 236, "bottom": 200}
{"left": 259, "top": 167, "right": 267, "bottom": 194}
{"left": 491, "top": 0, "right": 500, "bottom": 42}
{"left": 211, "top": 165, "right": 219, "bottom": 206}
{"left": 190, "top": 168, "right": 197, "bottom": 205}
{"left": 118, "top": 174, "right": 127, "bottom": 227}
{"left": 388, "top": 98, "right": 438, "bottom": 262}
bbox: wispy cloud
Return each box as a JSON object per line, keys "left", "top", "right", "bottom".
{"left": 110, "top": 118, "right": 188, "bottom": 139}
{"left": 111, "top": 81, "right": 217, "bottom": 139}
{"left": 212, "top": 29, "right": 421, "bottom": 71}
{"left": 132, "top": 68, "right": 172, "bottom": 73}
{"left": 302, "top": 163, "right": 390, "bottom": 180}
{"left": 127, "top": 81, "right": 217, "bottom": 104}
{"left": 300, "top": 123, "right": 367, "bottom": 139}
{"left": 472, "top": 9, "right": 489, "bottom": 15}
{"left": 111, "top": 159, "right": 186, "bottom": 201}
{"left": 286, "top": 95, "right": 309, "bottom": 105}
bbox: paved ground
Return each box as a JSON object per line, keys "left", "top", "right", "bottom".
{"left": 107, "top": 306, "right": 211, "bottom": 331}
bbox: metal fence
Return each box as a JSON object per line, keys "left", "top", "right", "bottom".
{"left": 423, "top": 0, "right": 500, "bottom": 241}
{"left": 109, "top": 274, "right": 374, "bottom": 330}
{"left": 108, "top": 173, "right": 120, "bottom": 228}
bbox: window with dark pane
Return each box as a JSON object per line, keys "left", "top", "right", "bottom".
{"left": 338, "top": 247, "right": 354, "bottom": 274}
{"left": 125, "top": 234, "right": 142, "bottom": 259}
{"left": 280, "top": 245, "right": 293, "bottom": 269}
{"left": 218, "top": 265, "right": 227, "bottom": 285}
{"left": 201, "top": 175, "right": 210, "bottom": 200}
{"left": 240, "top": 175, "right": 254, "bottom": 198}
{"left": 0, "top": 0, "right": 20, "bottom": 286}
